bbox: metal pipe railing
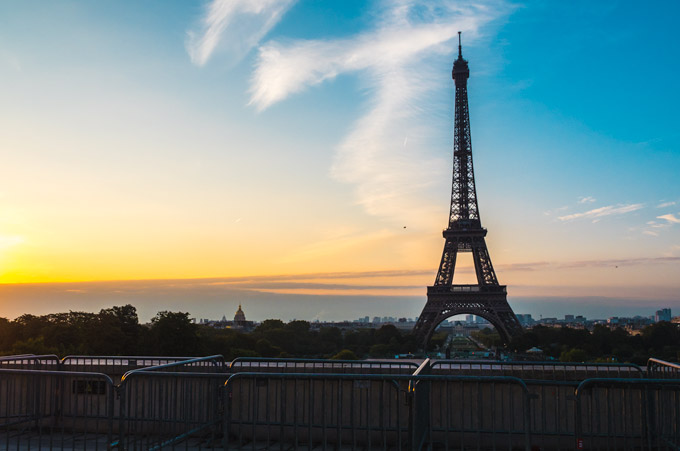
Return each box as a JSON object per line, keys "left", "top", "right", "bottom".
{"left": 0, "top": 354, "right": 60, "bottom": 370}
{"left": 0, "top": 368, "right": 115, "bottom": 450}
{"left": 230, "top": 357, "right": 419, "bottom": 374}
{"left": 0, "top": 355, "right": 679, "bottom": 449}
{"left": 431, "top": 359, "right": 644, "bottom": 380}
{"left": 575, "top": 378, "right": 680, "bottom": 450}
{"left": 646, "top": 357, "right": 680, "bottom": 379}
{"left": 121, "top": 354, "right": 226, "bottom": 380}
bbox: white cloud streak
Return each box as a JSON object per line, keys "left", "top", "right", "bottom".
{"left": 657, "top": 201, "right": 676, "bottom": 208}
{"left": 186, "top": 0, "right": 296, "bottom": 66}
{"left": 578, "top": 196, "right": 596, "bottom": 204}
{"left": 249, "top": 0, "right": 511, "bottom": 225}
{"left": 557, "top": 204, "right": 644, "bottom": 222}
{"left": 658, "top": 213, "right": 680, "bottom": 224}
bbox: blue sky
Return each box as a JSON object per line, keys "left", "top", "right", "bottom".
{"left": 0, "top": 0, "right": 678, "bottom": 322}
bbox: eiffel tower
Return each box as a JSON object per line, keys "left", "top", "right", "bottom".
{"left": 413, "top": 33, "right": 523, "bottom": 347}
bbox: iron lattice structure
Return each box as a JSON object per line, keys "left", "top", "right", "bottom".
{"left": 413, "top": 34, "right": 523, "bottom": 346}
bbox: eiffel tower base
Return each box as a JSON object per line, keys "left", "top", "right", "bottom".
{"left": 413, "top": 285, "right": 523, "bottom": 348}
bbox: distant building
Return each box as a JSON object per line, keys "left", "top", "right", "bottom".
{"left": 516, "top": 314, "right": 533, "bottom": 326}
{"left": 234, "top": 304, "right": 246, "bottom": 328}
{"left": 565, "top": 314, "right": 574, "bottom": 322}
{"left": 655, "top": 308, "right": 672, "bottom": 322}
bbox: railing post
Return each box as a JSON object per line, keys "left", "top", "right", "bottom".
{"left": 116, "top": 381, "right": 126, "bottom": 450}
{"left": 410, "top": 359, "right": 431, "bottom": 451}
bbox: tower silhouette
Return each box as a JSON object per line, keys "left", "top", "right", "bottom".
{"left": 413, "top": 33, "right": 522, "bottom": 346}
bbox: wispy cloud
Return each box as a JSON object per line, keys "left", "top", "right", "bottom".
{"left": 578, "top": 196, "right": 596, "bottom": 204}
{"left": 658, "top": 213, "right": 680, "bottom": 224}
{"left": 186, "top": 0, "right": 296, "bottom": 66}
{"left": 498, "top": 256, "right": 680, "bottom": 270}
{"left": 657, "top": 201, "right": 676, "bottom": 208}
{"left": 248, "top": 0, "right": 512, "bottom": 225}
{"left": 557, "top": 203, "right": 644, "bottom": 222}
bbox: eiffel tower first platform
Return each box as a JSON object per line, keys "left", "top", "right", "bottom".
{"left": 413, "top": 34, "right": 523, "bottom": 347}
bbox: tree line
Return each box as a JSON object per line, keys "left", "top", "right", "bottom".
{"left": 0, "top": 305, "right": 678, "bottom": 364}
{"left": 475, "top": 323, "right": 680, "bottom": 365}
{"left": 0, "top": 305, "right": 417, "bottom": 359}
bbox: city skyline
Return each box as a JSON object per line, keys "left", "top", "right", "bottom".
{"left": 1, "top": 1, "right": 679, "bottom": 322}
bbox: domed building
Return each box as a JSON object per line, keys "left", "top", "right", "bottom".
{"left": 234, "top": 304, "right": 246, "bottom": 328}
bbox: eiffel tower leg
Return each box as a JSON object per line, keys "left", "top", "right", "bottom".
{"left": 413, "top": 302, "right": 440, "bottom": 346}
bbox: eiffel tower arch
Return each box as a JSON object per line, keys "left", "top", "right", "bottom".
{"left": 413, "top": 33, "right": 523, "bottom": 347}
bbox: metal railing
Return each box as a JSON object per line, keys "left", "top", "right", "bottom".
{"left": 224, "top": 371, "right": 532, "bottom": 451}
{"left": 0, "top": 368, "right": 115, "bottom": 450}
{"left": 116, "top": 356, "right": 229, "bottom": 450}
{"left": 431, "top": 359, "right": 644, "bottom": 380}
{"left": 0, "top": 354, "right": 60, "bottom": 370}
{"left": 0, "top": 355, "right": 678, "bottom": 450}
{"left": 230, "top": 357, "right": 419, "bottom": 374}
{"left": 224, "top": 372, "right": 410, "bottom": 450}
{"left": 646, "top": 357, "right": 680, "bottom": 379}
{"left": 60, "top": 355, "right": 207, "bottom": 375}
{"left": 575, "top": 378, "right": 680, "bottom": 450}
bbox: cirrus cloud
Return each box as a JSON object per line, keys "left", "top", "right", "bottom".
{"left": 186, "top": 0, "right": 297, "bottom": 67}
{"left": 557, "top": 203, "right": 644, "bottom": 222}
{"left": 248, "top": 0, "right": 513, "bottom": 225}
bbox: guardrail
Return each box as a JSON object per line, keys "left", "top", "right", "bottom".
{"left": 0, "top": 354, "right": 60, "bottom": 370}
{"left": 60, "top": 355, "right": 205, "bottom": 375}
{"left": 115, "top": 356, "right": 229, "bottom": 449}
{"left": 0, "top": 368, "right": 114, "bottom": 450}
{"left": 224, "top": 371, "right": 532, "bottom": 451}
{"left": 646, "top": 358, "right": 680, "bottom": 379}
{"left": 224, "top": 372, "right": 410, "bottom": 450}
{"left": 0, "top": 355, "right": 678, "bottom": 450}
{"left": 431, "top": 360, "right": 644, "bottom": 380}
{"left": 575, "top": 378, "right": 680, "bottom": 450}
{"left": 230, "top": 357, "right": 419, "bottom": 374}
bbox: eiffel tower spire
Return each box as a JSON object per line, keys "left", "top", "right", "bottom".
{"left": 413, "top": 34, "right": 522, "bottom": 346}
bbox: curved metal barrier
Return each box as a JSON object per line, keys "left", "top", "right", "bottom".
{"left": 0, "top": 368, "right": 115, "bottom": 450}
{"left": 646, "top": 357, "right": 680, "bottom": 379}
{"left": 60, "top": 355, "right": 204, "bottom": 375}
{"left": 0, "top": 354, "right": 60, "bottom": 370}
{"left": 230, "top": 357, "right": 418, "bottom": 374}
{"left": 224, "top": 371, "right": 532, "bottom": 451}
{"left": 431, "top": 359, "right": 644, "bottom": 380}
{"left": 0, "top": 354, "right": 678, "bottom": 450}
{"left": 575, "top": 378, "right": 680, "bottom": 450}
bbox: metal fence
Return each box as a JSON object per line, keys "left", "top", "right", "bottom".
{"left": 0, "top": 354, "right": 60, "bottom": 370}
{"left": 230, "top": 357, "right": 418, "bottom": 374}
{"left": 0, "top": 368, "right": 115, "bottom": 450}
{"left": 0, "top": 355, "right": 679, "bottom": 450}
{"left": 575, "top": 378, "right": 680, "bottom": 450}
{"left": 225, "top": 372, "right": 411, "bottom": 450}
{"left": 60, "top": 355, "right": 210, "bottom": 376}
{"left": 646, "top": 357, "right": 680, "bottom": 379}
{"left": 116, "top": 356, "right": 230, "bottom": 450}
{"left": 431, "top": 359, "right": 644, "bottom": 380}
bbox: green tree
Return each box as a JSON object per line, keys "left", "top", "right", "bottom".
{"left": 147, "top": 311, "right": 200, "bottom": 356}
{"left": 560, "top": 348, "right": 588, "bottom": 362}
{"left": 332, "top": 349, "right": 358, "bottom": 360}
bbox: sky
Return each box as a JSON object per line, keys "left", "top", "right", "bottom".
{"left": 0, "top": 0, "right": 678, "bottom": 322}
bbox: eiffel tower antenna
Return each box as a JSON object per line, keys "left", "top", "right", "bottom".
{"left": 413, "top": 33, "right": 523, "bottom": 347}
{"left": 458, "top": 31, "right": 462, "bottom": 58}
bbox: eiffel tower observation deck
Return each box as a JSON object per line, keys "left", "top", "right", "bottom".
{"left": 413, "top": 33, "right": 523, "bottom": 347}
